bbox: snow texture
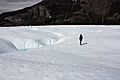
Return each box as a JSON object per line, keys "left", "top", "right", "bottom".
{"left": 0, "top": 38, "right": 17, "bottom": 54}
{"left": 0, "top": 25, "right": 120, "bottom": 80}
{"left": 0, "top": 27, "right": 63, "bottom": 49}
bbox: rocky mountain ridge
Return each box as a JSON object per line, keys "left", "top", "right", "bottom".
{"left": 0, "top": 0, "right": 120, "bottom": 26}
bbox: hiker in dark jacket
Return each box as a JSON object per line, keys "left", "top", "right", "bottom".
{"left": 79, "top": 34, "right": 83, "bottom": 45}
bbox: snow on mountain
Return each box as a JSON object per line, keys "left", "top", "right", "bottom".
{"left": 0, "top": 0, "right": 42, "bottom": 14}
{"left": 0, "top": 25, "right": 120, "bottom": 80}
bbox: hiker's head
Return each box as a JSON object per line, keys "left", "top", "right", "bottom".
{"left": 80, "top": 34, "right": 82, "bottom": 36}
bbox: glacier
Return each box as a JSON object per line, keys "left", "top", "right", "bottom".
{"left": 0, "top": 25, "right": 120, "bottom": 80}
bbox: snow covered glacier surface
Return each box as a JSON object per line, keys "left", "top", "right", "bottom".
{"left": 0, "top": 25, "right": 120, "bottom": 80}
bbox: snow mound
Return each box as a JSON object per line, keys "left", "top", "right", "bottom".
{"left": 0, "top": 38, "right": 17, "bottom": 54}
{"left": 0, "top": 28, "right": 64, "bottom": 49}
{"left": 13, "top": 36, "right": 60, "bottom": 49}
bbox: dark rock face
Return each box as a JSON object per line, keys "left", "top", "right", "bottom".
{"left": 79, "top": 0, "right": 112, "bottom": 23}
{"left": 0, "top": 0, "right": 120, "bottom": 26}
{"left": 105, "top": 0, "right": 120, "bottom": 24}
{"left": 0, "top": 2, "right": 51, "bottom": 26}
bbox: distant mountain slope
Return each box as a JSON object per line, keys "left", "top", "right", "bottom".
{"left": 0, "top": 0, "right": 120, "bottom": 26}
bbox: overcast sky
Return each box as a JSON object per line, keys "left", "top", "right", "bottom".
{"left": 0, "top": 0, "right": 42, "bottom": 14}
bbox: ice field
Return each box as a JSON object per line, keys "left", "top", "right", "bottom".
{"left": 0, "top": 25, "right": 120, "bottom": 80}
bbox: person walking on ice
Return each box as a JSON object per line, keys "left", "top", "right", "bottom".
{"left": 79, "top": 34, "right": 83, "bottom": 45}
